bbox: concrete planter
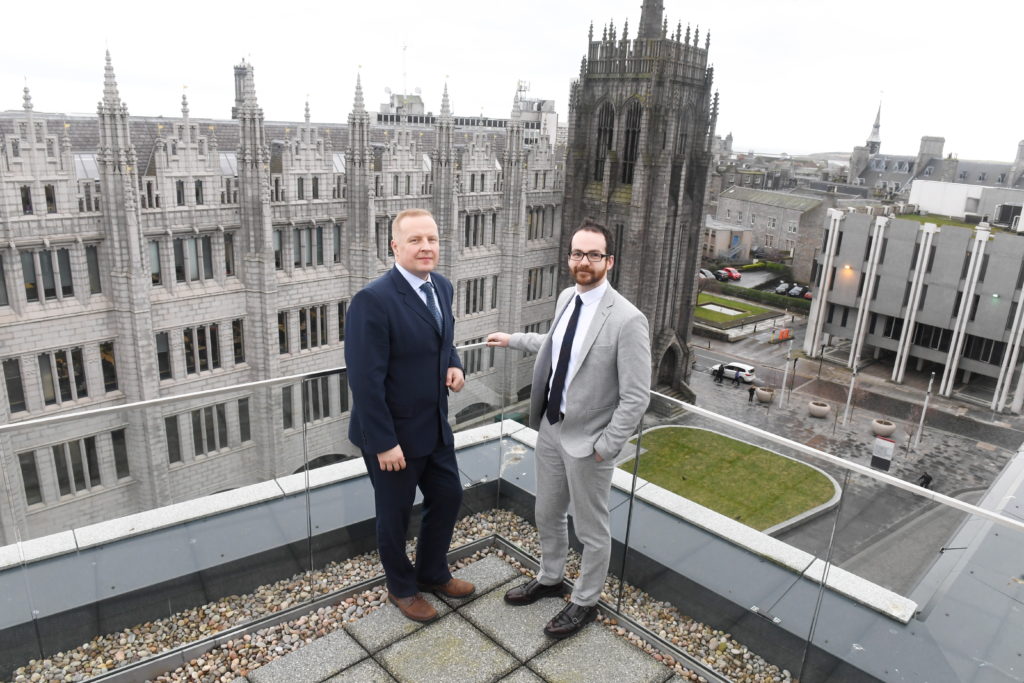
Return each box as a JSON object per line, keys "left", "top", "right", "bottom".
{"left": 871, "top": 418, "right": 897, "bottom": 437}
{"left": 755, "top": 387, "right": 775, "bottom": 404}
{"left": 808, "top": 401, "right": 831, "bottom": 418}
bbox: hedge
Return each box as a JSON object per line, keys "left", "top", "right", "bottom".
{"left": 718, "top": 283, "right": 811, "bottom": 313}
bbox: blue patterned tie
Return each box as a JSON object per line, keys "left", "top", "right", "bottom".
{"left": 546, "top": 295, "right": 583, "bottom": 425}
{"left": 420, "top": 281, "right": 443, "bottom": 333}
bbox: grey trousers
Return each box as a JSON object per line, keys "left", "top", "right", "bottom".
{"left": 534, "top": 418, "right": 616, "bottom": 607}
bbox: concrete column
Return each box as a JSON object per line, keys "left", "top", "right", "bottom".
{"left": 941, "top": 224, "right": 991, "bottom": 396}
{"left": 803, "top": 208, "right": 844, "bottom": 356}
{"left": 892, "top": 222, "right": 939, "bottom": 383}
{"left": 848, "top": 216, "right": 888, "bottom": 369}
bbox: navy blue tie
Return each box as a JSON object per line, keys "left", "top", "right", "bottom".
{"left": 420, "top": 281, "right": 443, "bottom": 333}
{"left": 546, "top": 295, "right": 583, "bottom": 425}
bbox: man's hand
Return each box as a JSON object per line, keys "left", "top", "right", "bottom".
{"left": 486, "top": 332, "right": 510, "bottom": 347}
{"left": 594, "top": 450, "right": 604, "bottom": 463}
{"left": 377, "top": 445, "right": 406, "bottom": 471}
{"left": 446, "top": 367, "right": 465, "bottom": 392}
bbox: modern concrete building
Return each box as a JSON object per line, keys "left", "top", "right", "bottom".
{"left": 0, "top": 55, "right": 564, "bottom": 543}
{"left": 805, "top": 210, "right": 1024, "bottom": 412}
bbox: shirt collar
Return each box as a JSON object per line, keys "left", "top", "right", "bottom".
{"left": 575, "top": 279, "right": 608, "bottom": 306}
{"left": 395, "top": 262, "right": 432, "bottom": 291}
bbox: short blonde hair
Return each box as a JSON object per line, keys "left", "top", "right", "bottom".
{"left": 392, "top": 208, "right": 434, "bottom": 241}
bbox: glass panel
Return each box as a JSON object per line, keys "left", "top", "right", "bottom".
{"left": 100, "top": 341, "right": 118, "bottom": 392}
{"left": 216, "top": 403, "right": 228, "bottom": 448}
{"left": 201, "top": 236, "right": 213, "bottom": 280}
{"left": 173, "top": 239, "right": 186, "bottom": 282}
{"left": 238, "top": 398, "right": 251, "bottom": 442}
{"left": 165, "top": 415, "right": 181, "bottom": 463}
{"left": 186, "top": 238, "right": 199, "bottom": 282}
{"left": 196, "top": 326, "right": 208, "bottom": 372}
{"left": 232, "top": 319, "right": 245, "bottom": 364}
{"left": 85, "top": 245, "right": 102, "bottom": 294}
{"left": 156, "top": 332, "right": 172, "bottom": 379}
{"left": 18, "top": 451, "right": 42, "bottom": 505}
{"left": 84, "top": 437, "right": 100, "bottom": 488}
{"left": 282, "top": 385, "right": 293, "bottom": 429}
{"left": 68, "top": 440, "right": 86, "bottom": 491}
{"left": 0, "top": 255, "right": 8, "bottom": 306}
{"left": 204, "top": 406, "right": 216, "bottom": 453}
{"left": 111, "top": 429, "right": 129, "bottom": 479}
{"left": 52, "top": 444, "right": 70, "bottom": 496}
{"left": 191, "top": 409, "right": 204, "bottom": 456}
{"left": 53, "top": 350, "right": 72, "bottom": 402}
{"left": 209, "top": 323, "right": 220, "bottom": 369}
{"left": 224, "top": 233, "right": 235, "bottom": 276}
{"left": 316, "top": 226, "right": 324, "bottom": 265}
{"left": 293, "top": 229, "right": 302, "bottom": 267}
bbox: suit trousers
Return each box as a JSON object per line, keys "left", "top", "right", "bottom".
{"left": 534, "top": 418, "right": 616, "bottom": 607}
{"left": 362, "top": 442, "right": 463, "bottom": 598}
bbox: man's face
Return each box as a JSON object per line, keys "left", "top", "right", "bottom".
{"left": 392, "top": 214, "right": 440, "bottom": 278}
{"left": 568, "top": 229, "right": 614, "bottom": 289}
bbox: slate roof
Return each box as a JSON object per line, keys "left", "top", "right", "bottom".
{"left": 719, "top": 186, "right": 822, "bottom": 211}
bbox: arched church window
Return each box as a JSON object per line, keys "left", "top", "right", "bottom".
{"left": 593, "top": 103, "right": 614, "bottom": 182}
{"left": 621, "top": 100, "right": 642, "bottom": 185}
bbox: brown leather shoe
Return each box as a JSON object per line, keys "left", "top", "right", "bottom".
{"left": 418, "top": 577, "right": 475, "bottom": 598}
{"left": 388, "top": 593, "right": 438, "bottom": 622}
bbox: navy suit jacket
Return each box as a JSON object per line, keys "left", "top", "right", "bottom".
{"left": 345, "top": 267, "right": 462, "bottom": 459}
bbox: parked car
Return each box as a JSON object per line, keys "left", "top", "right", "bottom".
{"left": 714, "top": 270, "right": 730, "bottom": 282}
{"left": 709, "top": 362, "right": 756, "bottom": 383}
{"left": 699, "top": 268, "right": 716, "bottom": 280}
{"left": 722, "top": 267, "right": 742, "bottom": 280}
{"left": 774, "top": 281, "right": 791, "bottom": 295}
{"left": 788, "top": 285, "right": 809, "bottom": 297}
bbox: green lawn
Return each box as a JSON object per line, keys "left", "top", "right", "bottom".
{"left": 621, "top": 427, "right": 834, "bottom": 531}
{"left": 694, "top": 293, "right": 771, "bottom": 324}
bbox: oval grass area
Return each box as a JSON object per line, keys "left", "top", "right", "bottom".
{"left": 620, "top": 427, "right": 834, "bottom": 531}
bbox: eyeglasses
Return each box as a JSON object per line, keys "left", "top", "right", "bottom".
{"left": 568, "top": 250, "right": 611, "bottom": 262}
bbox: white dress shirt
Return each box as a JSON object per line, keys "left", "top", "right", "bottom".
{"left": 548, "top": 280, "right": 608, "bottom": 414}
{"left": 395, "top": 262, "right": 435, "bottom": 309}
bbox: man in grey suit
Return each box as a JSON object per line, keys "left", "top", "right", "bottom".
{"left": 486, "top": 219, "right": 651, "bottom": 639}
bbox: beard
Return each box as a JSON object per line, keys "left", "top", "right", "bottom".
{"left": 571, "top": 264, "right": 604, "bottom": 285}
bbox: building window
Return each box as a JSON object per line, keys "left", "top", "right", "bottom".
{"left": 44, "top": 184, "right": 57, "bottom": 214}
{"left": 191, "top": 403, "right": 229, "bottom": 456}
{"left": 156, "top": 332, "right": 172, "bottom": 380}
{"left": 334, "top": 224, "right": 342, "bottom": 263}
{"left": 338, "top": 301, "right": 347, "bottom": 341}
{"left": 51, "top": 436, "right": 100, "bottom": 496}
{"left": 173, "top": 236, "right": 214, "bottom": 282}
{"left": 0, "top": 256, "right": 8, "bottom": 307}
{"left": 299, "top": 304, "right": 329, "bottom": 350}
{"left": 111, "top": 428, "right": 130, "bottom": 479}
{"left": 297, "top": 177, "right": 305, "bottom": 200}
{"left": 282, "top": 386, "right": 294, "bottom": 429}
{"left": 19, "top": 452, "right": 42, "bottom": 505}
{"left": 461, "top": 336, "right": 495, "bottom": 376}
{"left": 525, "top": 267, "right": 556, "bottom": 302}
{"left": 338, "top": 370, "right": 350, "bottom": 413}
{"left": 274, "top": 230, "right": 283, "bottom": 270}
{"left": 38, "top": 347, "right": 88, "bottom": 405}
{"left": 100, "top": 341, "right": 118, "bottom": 392}
{"left": 182, "top": 323, "right": 221, "bottom": 374}
{"left": 302, "top": 376, "right": 332, "bottom": 424}
{"left": 593, "top": 102, "right": 614, "bottom": 181}
{"left": 962, "top": 334, "right": 1005, "bottom": 365}
{"left": 194, "top": 180, "right": 204, "bottom": 205}
{"left": 278, "top": 312, "right": 289, "bottom": 354}
{"left": 3, "top": 358, "right": 26, "bottom": 413}
{"left": 21, "top": 186, "right": 33, "bottom": 215}
{"left": 176, "top": 180, "right": 185, "bottom": 206}
{"left": 232, "top": 319, "right": 245, "bottom": 364}
{"left": 238, "top": 398, "right": 252, "bottom": 442}
{"left": 150, "top": 241, "right": 162, "bottom": 285}
{"left": 620, "top": 100, "right": 642, "bottom": 185}
{"left": 224, "top": 233, "right": 236, "bottom": 277}
{"left": 86, "top": 245, "right": 102, "bottom": 294}
{"left": 461, "top": 277, "right": 492, "bottom": 315}
{"left": 293, "top": 226, "right": 324, "bottom": 268}
{"left": 165, "top": 416, "right": 182, "bottom": 463}
{"left": 312, "top": 176, "right": 319, "bottom": 199}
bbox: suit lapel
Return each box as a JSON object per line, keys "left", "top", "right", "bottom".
{"left": 568, "top": 286, "right": 616, "bottom": 384}
{"left": 391, "top": 268, "right": 442, "bottom": 336}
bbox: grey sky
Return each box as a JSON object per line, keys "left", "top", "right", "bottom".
{"left": 2, "top": 1, "right": 1020, "bottom": 161}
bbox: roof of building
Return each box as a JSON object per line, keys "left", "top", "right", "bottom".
{"left": 719, "top": 186, "right": 822, "bottom": 211}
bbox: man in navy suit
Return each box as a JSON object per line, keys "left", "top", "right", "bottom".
{"left": 345, "top": 208, "right": 474, "bottom": 622}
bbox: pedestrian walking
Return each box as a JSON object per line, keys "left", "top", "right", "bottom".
{"left": 732, "top": 369, "right": 741, "bottom": 386}
{"left": 714, "top": 365, "right": 724, "bottom": 384}
{"left": 748, "top": 385, "right": 755, "bottom": 402}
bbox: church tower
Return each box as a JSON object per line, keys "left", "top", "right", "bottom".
{"left": 866, "top": 104, "right": 881, "bottom": 155}
{"left": 561, "top": 2, "right": 716, "bottom": 398}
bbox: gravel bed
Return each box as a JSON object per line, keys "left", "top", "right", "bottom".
{"left": 8, "top": 510, "right": 790, "bottom": 683}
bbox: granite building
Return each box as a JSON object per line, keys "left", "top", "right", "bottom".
{"left": 0, "top": 55, "right": 563, "bottom": 543}
{"left": 560, "top": 0, "right": 716, "bottom": 397}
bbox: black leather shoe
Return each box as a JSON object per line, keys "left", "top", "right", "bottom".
{"left": 503, "top": 579, "right": 565, "bottom": 605}
{"left": 543, "top": 602, "right": 597, "bottom": 639}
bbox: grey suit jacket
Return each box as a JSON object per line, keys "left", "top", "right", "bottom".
{"left": 508, "top": 284, "right": 651, "bottom": 459}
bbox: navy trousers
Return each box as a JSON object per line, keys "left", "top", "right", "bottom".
{"left": 362, "top": 442, "right": 463, "bottom": 597}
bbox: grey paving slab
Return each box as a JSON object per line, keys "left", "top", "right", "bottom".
{"left": 430, "top": 554, "right": 523, "bottom": 608}
{"left": 499, "top": 668, "right": 546, "bottom": 682}
{"left": 324, "top": 657, "right": 395, "bottom": 682}
{"left": 248, "top": 629, "right": 368, "bottom": 683}
{"left": 345, "top": 592, "right": 451, "bottom": 654}
{"left": 529, "top": 623, "right": 673, "bottom": 683}
{"left": 376, "top": 612, "right": 518, "bottom": 683}
{"left": 459, "top": 577, "right": 568, "bottom": 661}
